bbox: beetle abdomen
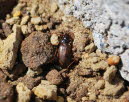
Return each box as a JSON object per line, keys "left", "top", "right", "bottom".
{"left": 58, "top": 44, "right": 72, "bottom": 68}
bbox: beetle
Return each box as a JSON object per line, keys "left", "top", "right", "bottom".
{"left": 58, "top": 34, "right": 73, "bottom": 68}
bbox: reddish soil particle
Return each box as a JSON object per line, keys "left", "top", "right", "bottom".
{"left": 46, "top": 69, "right": 63, "bottom": 85}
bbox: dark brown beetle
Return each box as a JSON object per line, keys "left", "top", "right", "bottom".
{"left": 58, "top": 34, "right": 73, "bottom": 68}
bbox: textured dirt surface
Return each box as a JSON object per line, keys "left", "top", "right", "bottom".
{"left": 0, "top": 0, "right": 128, "bottom": 102}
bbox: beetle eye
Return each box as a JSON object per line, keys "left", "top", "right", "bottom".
{"left": 61, "top": 40, "right": 65, "bottom": 43}
{"left": 60, "top": 34, "right": 71, "bottom": 44}
{"left": 64, "top": 37, "right": 67, "bottom": 40}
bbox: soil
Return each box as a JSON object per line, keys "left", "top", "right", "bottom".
{"left": 0, "top": 0, "right": 128, "bottom": 102}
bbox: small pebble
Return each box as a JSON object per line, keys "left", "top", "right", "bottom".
{"left": 85, "top": 43, "right": 96, "bottom": 53}
{"left": 103, "top": 66, "right": 117, "bottom": 82}
{"left": 107, "top": 55, "right": 120, "bottom": 65}
{"left": 81, "top": 53, "right": 89, "bottom": 59}
{"left": 6, "top": 18, "right": 14, "bottom": 25}
{"left": 21, "top": 16, "right": 30, "bottom": 25}
{"left": 51, "top": 3, "right": 59, "bottom": 13}
{"left": 32, "top": 80, "right": 57, "bottom": 100}
{"left": 82, "top": 97, "right": 88, "bottom": 102}
{"left": 35, "top": 25, "right": 43, "bottom": 31}
{"left": 31, "top": 17, "right": 42, "bottom": 25}
{"left": 6, "top": 14, "right": 11, "bottom": 19}
{"left": 89, "top": 93, "right": 96, "bottom": 101}
{"left": 27, "top": 23, "right": 35, "bottom": 33}
{"left": 42, "top": 25, "right": 48, "bottom": 30}
{"left": 16, "top": 82, "right": 31, "bottom": 102}
{"left": 50, "top": 34, "right": 59, "bottom": 45}
{"left": 26, "top": 68, "right": 43, "bottom": 77}
{"left": 6, "top": 17, "right": 19, "bottom": 25}
{"left": 30, "top": 4, "right": 38, "bottom": 16}
{"left": 21, "top": 25, "right": 28, "bottom": 35}
{"left": 13, "top": 11, "right": 22, "bottom": 17}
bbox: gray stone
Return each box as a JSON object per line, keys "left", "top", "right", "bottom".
{"left": 120, "top": 50, "right": 129, "bottom": 81}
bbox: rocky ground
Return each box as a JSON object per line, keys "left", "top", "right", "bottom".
{"left": 0, "top": 0, "right": 129, "bottom": 102}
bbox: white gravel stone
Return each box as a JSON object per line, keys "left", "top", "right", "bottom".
{"left": 50, "top": 34, "right": 59, "bottom": 45}
{"left": 26, "top": 68, "right": 43, "bottom": 77}
{"left": 6, "top": 17, "right": 19, "bottom": 25}
{"left": 51, "top": 2, "right": 59, "bottom": 13}
{"left": 120, "top": 50, "right": 129, "bottom": 81}
{"left": 16, "top": 83, "right": 31, "bottom": 102}
{"left": 35, "top": 25, "right": 43, "bottom": 31}
{"left": 31, "top": 17, "right": 42, "bottom": 25}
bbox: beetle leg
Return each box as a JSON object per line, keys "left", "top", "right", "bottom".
{"left": 67, "top": 60, "right": 76, "bottom": 69}
{"left": 59, "top": 60, "right": 64, "bottom": 67}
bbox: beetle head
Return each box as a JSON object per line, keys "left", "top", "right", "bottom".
{"left": 60, "top": 34, "right": 71, "bottom": 44}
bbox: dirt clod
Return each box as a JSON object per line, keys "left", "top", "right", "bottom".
{"left": 21, "top": 31, "right": 54, "bottom": 70}
{"left": 46, "top": 69, "right": 63, "bottom": 85}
